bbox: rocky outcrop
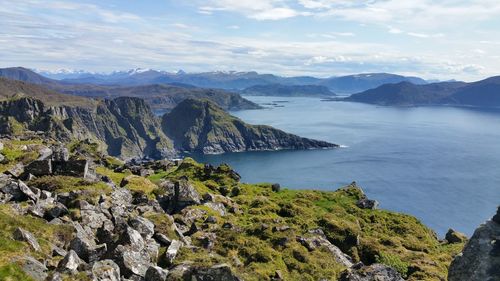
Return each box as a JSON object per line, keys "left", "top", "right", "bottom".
{"left": 0, "top": 97, "right": 175, "bottom": 159}
{"left": 162, "top": 98, "right": 338, "bottom": 154}
{"left": 339, "top": 263, "right": 404, "bottom": 281}
{"left": 448, "top": 206, "right": 500, "bottom": 281}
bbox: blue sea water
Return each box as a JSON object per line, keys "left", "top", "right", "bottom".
{"left": 192, "top": 96, "right": 500, "bottom": 236}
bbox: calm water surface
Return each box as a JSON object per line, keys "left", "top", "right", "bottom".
{"left": 192, "top": 96, "right": 500, "bottom": 236}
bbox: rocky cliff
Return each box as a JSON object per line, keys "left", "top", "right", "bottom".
{"left": 162, "top": 99, "right": 338, "bottom": 154}
{"left": 0, "top": 97, "right": 174, "bottom": 159}
{"left": 448, "top": 206, "right": 500, "bottom": 281}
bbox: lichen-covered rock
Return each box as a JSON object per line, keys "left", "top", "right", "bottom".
{"left": 445, "top": 228, "right": 467, "bottom": 244}
{"left": 297, "top": 229, "right": 353, "bottom": 268}
{"left": 192, "top": 264, "right": 241, "bottom": 281}
{"left": 13, "top": 227, "right": 41, "bottom": 252}
{"left": 57, "top": 250, "right": 85, "bottom": 274}
{"left": 129, "top": 216, "right": 155, "bottom": 239}
{"left": 145, "top": 265, "right": 169, "bottom": 281}
{"left": 339, "top": 263, "right": 404, "bottom": 281}
{"left": 448, "top": 206, "right": 500, "bottom": 281}
{"left": 21, "top": 256, "right": 48, "bottom": 281}
{"left": 165, "top": 240, "right": 182, "bottom": 266}
{"left": 69, "top": 236, "right": 107, "bottom": 263}
{"left": 356, "top": 198, "right": 379, "bottom": 210}
{"left": 92, "top": 259, "right": 121, "bottom": 281}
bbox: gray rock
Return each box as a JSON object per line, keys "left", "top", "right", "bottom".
{"left": 37, "top": 146, "right": 53, "bottom": 160}
{"left": 92, "top": 259, "right": 121, "bottom": 281}
{"left": 18, "top": 181, "right": 39, "bottom": 201}
{"left": 197, "top": 232, "right": 216, "bottom": 249}
{"left": 297, "top": 231, "right": 353, "bottom": 268}
{"left": 45, "top": 202, "right": 69, "bottom": 220}
{"left": 119, "top": 227, "right": 146, "bottom": 252}
{"left": 154, "top": 233, "right": 172, "bottom": 246}
{"left": 57, "top": 250, "right": 85, "bottom": 274}
{"left": 166, "top": 263, "right": 193, "bottom": 281}
{"left": 145, "top": 266, "right": 169, "bottom": 281}
{"left": 110, "top": 188, "right": 133, "bottom": 207}
{"left": 445, "top": 228, "right": 467, "bottom": 244}
{"left": 448, "top": 207, "right": 500, "bottom": 281}
{"left": 115, "top": 246, "right": 152, "bottom": 277}
{"left": 52, "top": 245, "right": 67, "bottom": 257}
{"left": 339, "top": 263, "right": 404, "bottom": 281}
{"left": 0, "top": 153, "right": 5, "bottom": 163}
{"left": 69, "top": 236, "right": 107, "bottom": 263}
{"left": 53, "top": 160, "right": 88, "bottom": 178}
{"left": 129, "top": 216, "right": 155, "bottom": 239}
{"left": 51, "top": 145, "right": 69, "bottom": 161}
{"left": 192, "top": 264, "right": 241, "bottom": 281}
{"left": 13, "top": 227, "right": 41, "bottom": 252}
{"left": 25, "top": 160, "right": 52, "bottom": 177}
{"left": 271, "top": 183, "right": 281, "bottom": 192}
{"left": 21, "top": 256, "right": 48, "bottom": 281}
{"left": 356, "top": 198, "right": 379, "bottom": 210}
{"left": 162, "top": 179, "right": 201, "bottom": 212}
{"left": 204, "top": 202, "right": 226, "bottom": 216}
{"left": 6, "top": 163, "right": 25, "bottom": 178}
{"left": 178, "top": 207, "right": 206, "bottom": 226}
{"left": 165, "top": 240, "right": 182, "bottom": 266}
{"left": 0, "top": 141, "right": 3, "bottom": 151}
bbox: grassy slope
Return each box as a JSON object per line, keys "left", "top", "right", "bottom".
{"left": 0, "top": 139, "right": 462, "bottom": 280}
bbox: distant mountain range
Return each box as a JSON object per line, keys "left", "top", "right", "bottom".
{"left": 33, "top": 68, "right": 430, "bottom": 94}
{"left": 345, "top": 77, "right": 500, "bottom": 107}
{"left": 0, "top": 67, "right": 260, "bottom": 112}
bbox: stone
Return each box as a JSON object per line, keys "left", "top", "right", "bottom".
{"left": 45, "top": 202, "right": 69, "bottom": 220}
{"left": 119, "top": 227, "right": 146, "bottom": 252}
{"left": 272, "top": 270, "right": 284, "bottom": 280}
{"left": 129, "top": 216, "right": 155, "bottom": 239}
{"left": 165, "top": 239, "right": 182, "bottom": 266}
{"left": 52, "top": 245, "right": 67, "bottom": 257}
{"left": 25, "top": 160, "right": 52, "bottom": 177}
{"left": 21, "top": 256, "right": 48, "bottom": 281}
{"left": 140, "top": 168, "right": 154, "bottom": 177}
{"left": 192, "top": 264, "right": 240, "bottom": 281}
{"left": 356, "top": 198, "right": 379, "bottom": 210}
{"left": 338, "top": 263, "right": 404, "bottom": 281}
{"left": 445, "top": 228, "right": 467, "bottom": 244}
{"left": 18, "top": 181, "right": 39, "bottom": 201}
{"left": 80, "top": 201, "right": 112, "bottom": 230}
{"left": 57, "top": 250, "right": 85, "bottom": 274}
{"left": 0, "top": 141, "right": 3, "bottom": 151}
{"left": 115, "top": 246, "right": 152, "bottom": 277}
{"left": 51, "top": 145, "right": 69, "bottom": 161}
{"left": 448, "top": 208, "right": 500, "bottom": 281}
{"left": 6, "top": 163, "right": 25, "bottom": 178}
{"left": 92, "top": 260, "right": 121, "bottom": 281}
{"left": 13, "top": 227, "right": 41, "bottom": 252}
{"left": 37, "top": 146, "right": 53, "bottom": 160}
{"left": 271, "top": 183, "right": 281, "bottom": 192}
{"left": 204, "top": 202, "right": 226, "bottom": 216}
{"left": 492, "top": 206, "right": 500, "bottom": 224}
{"left": 297, "top": 232, "right": 353, "bottom": 268}
{"left": 161, "top": 179, "right": 201, "bottom": 212}
{"left": 154, "top": 233, "right": 172, "bottom": 247}
{"left": 69, "top": 236, "right": 107, "bottom": 263}
{"left": 166, "top": 263, "right": 194, "bottom": 281}
{"left": 197, "top": 232, "right": 216, "bottom": 249}
{"left": 145, "top": 266, "right": 169, "bottom": 281}
{"left": 110, "top": 188, "right": 133, "bottom": 207}
{"left": 178, "top": 207, "right": 206, "bottom": 226}
{"left": 52, "top": 160, "right": 88, "bottom": 178}
{"left": 205, "top": 216, "right": 217, "bottom": 224}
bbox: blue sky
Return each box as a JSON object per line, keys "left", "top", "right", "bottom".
{"left": 1, "top": 0, "right": 500, "bottom": 81}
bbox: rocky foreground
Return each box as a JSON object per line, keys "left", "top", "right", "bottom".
{"left": 0, "top": 136, "right": 480, "bottom": 281}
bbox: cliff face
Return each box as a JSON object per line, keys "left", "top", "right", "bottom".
{"left": 448, "top": 207, "right": 500, "bottom": 281}
{"left": 162, "top": 98, "right": 338, "bottom": 154}
{"left": 0, "top": 97, "right": 175, "bottom": 159}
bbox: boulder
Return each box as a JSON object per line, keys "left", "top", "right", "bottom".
{"left": 37, "top": 146, "right": 53, "bottom": 160}
{"left": 445, "top": 228, "right": 467, "bottom": 244}
{"left": 92, "top": 259, "right": 121, "bottom": 281}
{"left": 80, "top": 201, "right": 112, "bottom": 230}
{"left": 52, "top": 160, "right": 88, "bottom": 178}
{"left": 166, "top": 263, "right": 194, "bottom": 281}
{"left": 154, "top": 233, "right": 172, "bottom": 247}
{"left": 178, "top": 207, "right": 206, "bottom": 226}
{"left": 204, "top": 202, "right": 226, "bottom": 216}
{"left": 0, "top": 141, "right": 3, "bottom": 151}
{"left": 338, "top": 263, "right": 404, "bottom": 281}
{"left": 356, "top": 198, "right": 379, "bottom": 210}
{"left": 129, "top": 216, "right": 155, "bottom": 239}
{"left": 21, "top": 256, "right": 48, "bottom": 281}
{"left": 297, "top": 230, "right": 353, "bottom": 268}
{"left": 0, "top": 153, "right": 5, "bottom": 163}
{"left": 114, "top": 245, "right": 152, "bottom": 277}
{"left": 145, "top": 266, "right": 169, "bottom": 281}
{"left": 51, "top": 145, "right": 69, "bottom": 161}
{"left": 271, "top": 183, "right": 281, "bottom": 192}
{"left": 69, "top": 236, "right": 107, "bottom": 263}
{"left": 6, "top": 163, "right": 25, "bottom": 178}
{"left": 165, "top": 239, "right": 182, "bottom": 266}
{"left": 57, "top": 250, "right": 85, "bottom": 274}
{"left": 45, "top": 203, "right": 69, "bottom": 220}
{"left": 192, "top": 264, "right": 241, "bottom": 281}
{"left": 13, "top": 227, "right": 41, "bottom": 252}
{"left": 25, "top": 160, "right": 52, "bottom": 177}
{"left": 161, "top": 179, "right": 201, "bottom": 212}
{"left": 448, "top": 206, "right": 500, "bottom": 281}
{"left": 119, "top": 227, "right": 146, "bottom": 252}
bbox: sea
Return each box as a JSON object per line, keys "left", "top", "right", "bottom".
{"left": 191, "top": 95, "right": 500, "bottom": 236}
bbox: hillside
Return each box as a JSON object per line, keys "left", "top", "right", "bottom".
{"left": 320, "top": 73, "right": 428, "bottom": 94}
{"left": 162, "top": 99, "right": 338, "bottom": 154}
{"left": 242, "top": 84, "right": 336, "bottom": 97}
{"left": 0, "top": 78, "right": 97, "bottom": 108}
{"left": 0, "top": 96, "right": 174, "bottom": 159}
{"left": 345, "top": 76, "right": 500, "bottom": 107}
{"left": 0, "top": 141, "right": 464, "bottom": 280}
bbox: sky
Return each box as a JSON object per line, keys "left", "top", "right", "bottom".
{"left": 1, "top": 0, "right": 500, "bottom": 81}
